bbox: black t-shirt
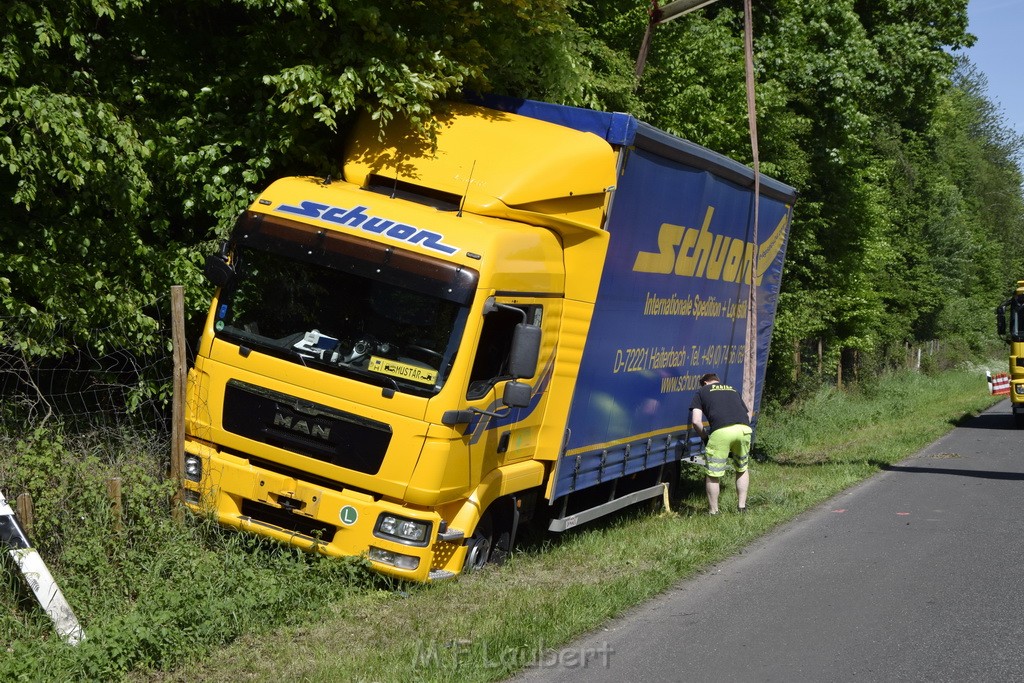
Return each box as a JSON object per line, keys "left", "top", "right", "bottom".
{"left": 689, "top": 382, "right": 750, "bottom": 433}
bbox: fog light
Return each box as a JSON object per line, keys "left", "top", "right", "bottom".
{"left": 368, "top": 546, "right": 420, "bottom": 571}
{"left": 374, "top": 513, "right": 430, "bottom": 546}
{"left": 184, "top": 455, "right": 202, "bottom": 482}
{"left": 182, "top": 489, "right": 201, "bottom": 505}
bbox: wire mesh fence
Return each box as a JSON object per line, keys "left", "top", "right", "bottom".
{"left": 0, "top": 299, "right": 181, "bottom": 437}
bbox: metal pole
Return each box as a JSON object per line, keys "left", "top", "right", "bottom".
{"left": 656, "top": 0, "right": 721, "bottom": 23}
{"left": 635, "top": 16, "right": 657, "bottom": 78}
{"left": 634, "top": 0, "right": 724, "bottom": 80}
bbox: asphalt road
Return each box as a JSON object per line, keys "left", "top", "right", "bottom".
{"left": 509, "top": 399, "right": 1024, "bottom": 682}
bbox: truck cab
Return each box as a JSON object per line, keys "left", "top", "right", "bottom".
{"left": 182, "top": 102, "right": 616, "bottom": 581}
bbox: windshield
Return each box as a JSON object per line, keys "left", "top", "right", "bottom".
{"left": 1013, "top": 298, "right": 1024, "bottom": 340}
{"left": 214, "top": 212, "right": 477, "bottom": 396}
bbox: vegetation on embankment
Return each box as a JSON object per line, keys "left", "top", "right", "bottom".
{"left": 0, "top": 364, "right": 1005, "bottom": 681}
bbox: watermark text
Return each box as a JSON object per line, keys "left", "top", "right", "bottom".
{"left": 412, "top": 638, "right": 614, "bottom": 671}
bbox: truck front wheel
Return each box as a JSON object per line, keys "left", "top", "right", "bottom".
{"left": 463, "top": 505, "right": 513, "bottom": 572}
{"left": 463, "top": 511, "right": 494, "bottom": 571}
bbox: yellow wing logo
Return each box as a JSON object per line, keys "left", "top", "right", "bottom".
{"left": 754, "top": 213, "right": 790, "bottom": 286}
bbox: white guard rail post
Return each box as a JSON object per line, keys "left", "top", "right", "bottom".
{"left": 0, "top": 490, "right": 84, "bottom": 645}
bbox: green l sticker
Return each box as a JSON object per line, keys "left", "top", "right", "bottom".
{"left": 339, "top": 505, "right": 358, "bottom": 526}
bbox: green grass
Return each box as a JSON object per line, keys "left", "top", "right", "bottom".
{"left": 1, "top": 366, "right": 1005, "bottom": 681}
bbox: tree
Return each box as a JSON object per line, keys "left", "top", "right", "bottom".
{"left": 1, "top": 0, "right": 608, "bottom": 356}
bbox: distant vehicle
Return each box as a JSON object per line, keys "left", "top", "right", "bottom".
{"left": 182, "top": 96, "right": 796, "bottom": 581}
{"left": 996, "top": 281, "right": 1024, "bottom": 424}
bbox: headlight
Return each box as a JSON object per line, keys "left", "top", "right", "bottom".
{"left": 184, "top": 455, "right": 202, "bottom": 482}
{"left": 1016, "top": 385, "right": 1024, "bottom": 395}
{"left": 368, "top": 546, "right": 420, "bottom": 571}
{"left": 374, "top": 513, "right": 431, "bottom": 546}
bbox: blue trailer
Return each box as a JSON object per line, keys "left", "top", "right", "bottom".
{"left": 476, "top": 97, "right": 796, "bottom": 528}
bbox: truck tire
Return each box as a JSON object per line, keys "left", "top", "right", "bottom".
{"left": 463, "top": 504, "right": 513, "bottom": 572}
{"left": 463, "top": 510, "right": 494, "bottom": 571}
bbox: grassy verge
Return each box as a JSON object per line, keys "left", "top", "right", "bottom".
{"left": 0, "top": 366, "right": 1005, "bottom": 681}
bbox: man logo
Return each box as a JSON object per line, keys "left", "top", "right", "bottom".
{"left": 273, "top": 412, "right": 332, "bottom": 441}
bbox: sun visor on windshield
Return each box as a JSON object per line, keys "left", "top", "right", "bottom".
{"left": 230, "top": 212, "right": 478, "bottom": 305}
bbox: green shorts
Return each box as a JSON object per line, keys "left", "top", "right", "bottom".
{"left": 704, "top": 424, "right": 752, "bottom": 478}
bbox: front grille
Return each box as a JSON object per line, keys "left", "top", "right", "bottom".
{"left": 222, "top": 380, "right": 392, "bottom": 474}
{"left": 240, "top": 499, "right": 337, "bottom": 541}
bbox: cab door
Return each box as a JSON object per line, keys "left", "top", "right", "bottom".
{"left": 464, "top": 297, "right": 559, "bottom": 476}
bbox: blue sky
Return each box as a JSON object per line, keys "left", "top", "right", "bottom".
{"left": 965, "top": 0, "right": 1023, "bottom": 135}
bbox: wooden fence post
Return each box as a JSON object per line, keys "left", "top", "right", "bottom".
{"left": 107, "top": 477, "right": 123, "bottom": 532}
{"left": 170, "top": 285, "right": 186, "bottom": 519}
{"left": 16, "top": 492, "right": 33, "bottom": 540}
{"left": 792, "top": 338, "right": 800, "bottom": 382}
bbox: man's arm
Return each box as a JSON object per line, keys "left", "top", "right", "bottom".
{"left": 691, "top": 408, "right": 707, "bottom": 442}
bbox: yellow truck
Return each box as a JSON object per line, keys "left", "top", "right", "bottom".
{"left": 996, "top": 280, "right": 1024, "bottom": 424}
{"left": 183, "top": 96, "right": 796, "bottom": 581}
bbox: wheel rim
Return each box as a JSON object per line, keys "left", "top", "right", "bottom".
{"left": 463, "top": 512, "right": 495, "bottom": 571}
{"left": 465, "top": 536, "right": 491, "bottom": 571}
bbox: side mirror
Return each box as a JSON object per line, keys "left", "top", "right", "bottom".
{"left": 508, "top": 323, "right": 541, "bottom": 379}
{"left": 203, "top": 244, "right": 235, "bottom": 288}
{"left": 502, "top": 380, "right": 531, "bottom": 409}
{"left": 997, "top": 306, "right": 1007, "bottom": 337}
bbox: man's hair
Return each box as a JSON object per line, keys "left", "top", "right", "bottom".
{"left": 699, "top": 373, "right": 720, "bottom": 385}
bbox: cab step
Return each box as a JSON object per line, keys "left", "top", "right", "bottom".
{"left": 428, "top": 569, "right": 457, "bottom": 581}
{"left": 437, "top": 527, "right": 465, "bottom": 542}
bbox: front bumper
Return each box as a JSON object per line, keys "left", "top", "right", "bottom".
{"left": 182, "top": 440, "right": 465, "bottom": 582}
